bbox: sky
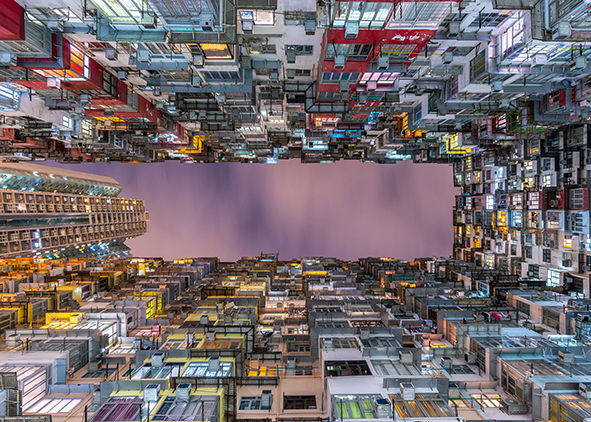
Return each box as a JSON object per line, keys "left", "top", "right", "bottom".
{"left": 45, "top": 160, "right": 459, "bottom": 261}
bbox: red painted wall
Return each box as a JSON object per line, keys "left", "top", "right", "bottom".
{"left": 0, "top": 0, "right": 25, "bottom": 41}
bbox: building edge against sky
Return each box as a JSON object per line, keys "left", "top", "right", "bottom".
{"left": 0, "top": 162, "right": 149, "bottom": 259}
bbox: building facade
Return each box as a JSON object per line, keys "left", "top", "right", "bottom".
{"left": 0, "top": 162, "right": 148, "bottom": 258}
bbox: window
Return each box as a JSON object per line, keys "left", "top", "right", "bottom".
{"left": 524, "top": 246, "right": 533, "bottom": 259}
{"left": 325, "top": 361, "right": 372, "bottom": 377}
{"left": 388, "top": 1, "right": 449, "bottom": 28}
{"left": 563, "top": 236, "right": 573, "bottom": 249}
{"left": 70, "top": 46, "right": 90, "bottom": 79}
{"left": 284, "top": 11, "right": 316, "bottom": 26}
{"left": 499, "top": 14, "right": 525, "bottom": 59}
{"left": 333, "top": 2, "right": 392, "bottom": 28}
{"left": 381, "top": 44, "right": 416, "bottom": 61}
{"left": 471, "top": 394, "right": 501, "bottom": 408}
{"left": 199, "top": 44, "right": 233, "bottom": 59}
{"left": 284, "top": 396, "right": 317, "bottom": 410}
{"left": 359, "top": 72, "right": 399, "bottom": 85}
{"left": 569, "top": 188, "right": 585, "bottom": 209}
{"left": 547, "top": 269, "right": 561, "bottom": 287}
{"left": 0, "top": 85, "right": 19, "bottom": 111}
{"left": 62, "top": 116, "right": 72, "bottom": 129}
{"left": 563, "top": 252, "right": 573, "bottom": 267}
{"left": 247, "top": 44, "right": 276, "bottom": 54}
{"left": 239, "top": 397, "right": 261, "bottom": 410}
{"left": 287, "top": 45, "right": 313, "bottom": 56}
{"left": 321, "top": 72, "right": 361, "bottom": 84}
{"left": 470, "top": 51, "right": 486, "bottom": 82}
{"left": 103, "top": 71, "right": 117, "bottom": 97}
{"left": 326, "top": 44, "right": 372, "bottom": 61}
{"left": 543, "top": 249, "right": 551, "bottom": 263}
{"left": 486, "top": 195, "right": 494, "bottom": 210}
{"left": 295, "top": 69, "right": 311, "bottom": 77}
{"left": 201, "top": 71, "right": 240, "bottom": 82}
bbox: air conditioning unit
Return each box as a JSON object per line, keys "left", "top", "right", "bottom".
{"left": 441, "top": 356, "right": 453, "bottom": 369}
{"left": 105, "top": 47, "right": 118, "bottom": 61}
{"left": 151, "top": 352, "right": 164, "bottom": 367}
{"left": 200, "top": 315, "right": 209, "bottom": 325}
{"left": 378, "top": 55, "right": 389, "bottom": 70}
{"left": 137, "top": 48, "right": 152, "bottom": 64}
{"left": 261, "top": 390, "right": 272, "bottom": 410}
{"left": 532, "top": 53, "right": 548, "bottom": 66}
{"left": 286, "top": 49, "right": 296, "bottom": 63}
{"left": 449, "top": 382, "right": 460, "bottom": 398}
{"left": 344, "top": 21, "right": 359, "bottom": 39}
{"left": 270, "top": 71, "right": 279, "bottom": 82}
{"left": 286, "top": 357, "right": 296, "bottom": 368}
{"left": 465, "top": 352, "right": 477, "bottom": 364}
{"left": 375, "top": 399, "right": 392, "bottom": 418}
{"left": 579, "top": 314, "right": 590, "bottom": 322}
{"left": 208, "top": 356, "right": 221, "bottom": 372}
{"left": 559, "top": 350, "right": 575, "bottom": 363}
{"left": 358, "top": 92, "right": 368, "bottom": 105}
{"left": 552, "top": 22, "right": 571, "bottom": 40}
{"left": 360, "top": 329, "right": 370, "bottom": 340}
{"left": 0, "top": 53, "right": 17, "bottom": 67}
{"left": 448, "top": 21, "right": 460, "bottom": 37}
{"left": 443, "top": 51, "right": 453, "bottom": 64}
{"left": 572, "top": 56, "right": 587, "bottom": 71}
{"left": 141, "top": 14, "right": 157, "bottom": 29}
{"left": 176, "top": 384, "right": 191, "bottom": 402}
{"left": 501, "top": 398, "right": 528, "bottom": 415}
{"left": 400, "top": 383, "right": 415, "bottom": 401}
{"left": 334, "top": 55, "right": 346, "bottom": 69}
{"left": 305, "top": 19, "right": 316, "bottom": 35}
{"left": 193, "top": 54, "right": 204, "bottom": 68}
{"left": 399, "top": 350, "right": 413, "bottom": 364}
{"left": 206, "top": 331, "right": 215, "bottom": 341}
{"left": 144, "top": 384, "right": 161, "bottom": 402}
{"left": 201, "top": 13, "right": 214, "bottom": 31}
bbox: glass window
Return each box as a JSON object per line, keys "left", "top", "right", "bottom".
{"left": 199, "top": 44, "right": 233, "bottom": 59}
{"left": 547, "top": 269, "right": 561, "bottom": 287}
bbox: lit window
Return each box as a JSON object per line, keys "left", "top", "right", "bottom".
{"left": 542, "top": 174, "right": 552, "bottom": 187}
{"left": 564, "top": 236, "right": 573, "bottom": 249}
{"left": 486, "top": 195, "right": 494, "bottom": 210}
{"left": 199, "top": 44, "right": 233, "bottom": 59}
{"left": 62, "top": 116, "right": 72, "bottom": 129}
{"left": 547, "top": 269, "right": 561, "bottom": 287}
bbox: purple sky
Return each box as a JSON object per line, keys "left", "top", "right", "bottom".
{"left": 44, "top": 160, "right": 459, "bottom": 261}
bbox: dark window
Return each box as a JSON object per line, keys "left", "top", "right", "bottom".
{"left": 103, "top": 71, "right": 117, "bottom": 97}
{"left": 284, "top": 396, "right": 317, "bottom": 410}
{"left": 543, "top": 249, "right": 551, "bottom": 263}
{"left": 325, "top": 360, "right": 372, "bottom": 377}
{"left": 470, "top": 51, "right": 486, "bottom": 82}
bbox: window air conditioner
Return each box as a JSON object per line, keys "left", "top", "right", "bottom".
{"left": 344, "top": 21, "right": 358, "bottom": 39}
{"left": 334, "top": 55, "right": 346, "bottom": 69}
{"left": 201, "top": 13, "right": 214, "bottom": 31}
{"left": 378, "top": 55, "right": 389, "bottom": 70}
{"left": 448, "top": 21, "right": 460, "bottom": 37}
{"left": 105, "top": 48, "right": 118, "bottom": 61}
{"left": 552, "top": 22, "right": 571, "bottom": 40}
